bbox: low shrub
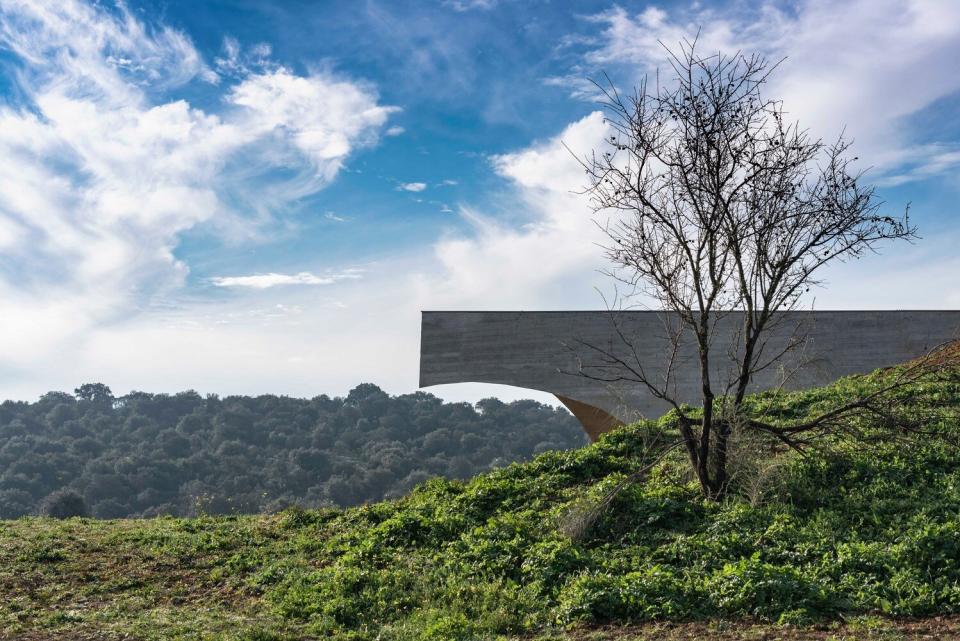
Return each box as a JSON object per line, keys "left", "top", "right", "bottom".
{"left": 556, "top": 566, "right": 700, "bottom": 623}
{"left": 39, "top": 489, "right": 89, "bottom": 519}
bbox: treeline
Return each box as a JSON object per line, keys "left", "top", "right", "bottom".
{"left": 0, "top": 383, "right": 585, "bottom": 519}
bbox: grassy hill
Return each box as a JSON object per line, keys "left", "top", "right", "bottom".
{"left": 2, "top": 361, "right": 960, "bottom": 640}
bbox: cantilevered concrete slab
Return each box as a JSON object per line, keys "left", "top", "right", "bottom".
{"left": 419, "top": 311, "right": 960, "bottom": 440}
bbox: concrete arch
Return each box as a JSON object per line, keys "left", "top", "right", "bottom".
{"left": 419, "top": 310, "right": 960, "bottom": 438}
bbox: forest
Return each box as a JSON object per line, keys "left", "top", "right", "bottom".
{"left": 0, "top": 383, "right": 585, "bottom": 519}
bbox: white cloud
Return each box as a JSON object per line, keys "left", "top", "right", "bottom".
{"left": 399, "top": 182, "right": 428, "bottom": 192}
{"left": 214, "top": 36, "right": 244, "bottom": 76}
{"left": 583, "top": 6, "right": 747, "bottom": 69}
{"left": 214, "top": 36, "right": 275, "bottom": 79}
{"left": 0, "top": 0, "right": 219, "bottom": 92}
{"left": 0, "top": 0, "right": 395, "bottom": 370}
{"left": 250, "top": 42, "right": 272, "bottom": 59}
{"left": 442, "top": 0, "right": 498, "bottom": 11}
{"left": 574, "top": 0, "right": 960, "bottom": 184}
{"left": 228, "top": 69, "right": 396, "bottom": 180}
{"left": 414, "top": 112, "right": 611, "bottom": 310}
{"left": 211, "top": 271, "right": 362, "bottom": 289}
{"left": 385, "top": 125, "right": 406, "bottom": 136}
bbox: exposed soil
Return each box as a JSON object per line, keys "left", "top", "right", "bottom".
{"left": 562, "top": 616, "right": 960, "bottom": 640}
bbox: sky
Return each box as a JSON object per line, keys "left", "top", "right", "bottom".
{"left": 0, "top": 0, "right": 958, "bottom": 404}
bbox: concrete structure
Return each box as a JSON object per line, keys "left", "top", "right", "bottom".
{"left": 419, "top": 311, "right": 960, "bottom": 440}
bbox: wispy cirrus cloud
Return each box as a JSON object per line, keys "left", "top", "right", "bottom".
{"left": 213, "top": 36, "right": 273, "bottom": 79}
{"left": 398, "top": 182, "right": 428, "bottom": 192}
{"left": 211, "top": 271, "right": 362, "bottom": 289}
{"left": 442, "top": 0, "right": 498, "bottom": 12}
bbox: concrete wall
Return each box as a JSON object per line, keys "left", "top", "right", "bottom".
{"left": 419, "top": 311, "right": 960, "bottom": 428}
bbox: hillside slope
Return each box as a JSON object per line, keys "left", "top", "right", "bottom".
{"left": 2, "top": 363, "right": 960, "bottom": 640}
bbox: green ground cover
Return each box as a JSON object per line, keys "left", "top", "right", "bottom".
{"left": 2, "top": 362, "right": 960, "bottom": 640}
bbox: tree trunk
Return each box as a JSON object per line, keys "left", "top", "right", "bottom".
{"left": 678, "top": 417, "right": 712, "bottom": 497}
{"left": 711, "top": 418, "right": 732, "bottom": 500}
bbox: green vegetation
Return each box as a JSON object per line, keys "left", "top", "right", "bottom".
{"left": 2, "top": 362, "right": 960, "bottom": 640}
{"left": 0, "top": 384, "right": 585, "bottom": 518}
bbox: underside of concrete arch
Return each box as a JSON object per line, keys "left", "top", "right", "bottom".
{"left": 554, "top": 395, "right": 624, "bottom": 442}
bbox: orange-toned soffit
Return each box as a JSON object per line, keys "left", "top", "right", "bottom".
{"left": 555, "top": 395, "right": 625, "bottom": 442}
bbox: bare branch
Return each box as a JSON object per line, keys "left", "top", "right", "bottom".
{"left": 574, "top": 39, "right": 920, "bottom": 499}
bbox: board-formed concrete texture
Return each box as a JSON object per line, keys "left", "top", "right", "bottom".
{"left": 419, "top": 311, "right": 960, "bottom": 440}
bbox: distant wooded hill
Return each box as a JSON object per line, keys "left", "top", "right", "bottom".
{"left": 0, "top": 383, "right": 585, "bottom": 519}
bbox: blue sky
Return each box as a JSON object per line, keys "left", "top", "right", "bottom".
{"left": 0, "top": 0, "right": 958, "bottom": 402}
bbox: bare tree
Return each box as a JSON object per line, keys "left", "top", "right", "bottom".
{"left": 576, "top": 40, "right": 930, "bottom": 499}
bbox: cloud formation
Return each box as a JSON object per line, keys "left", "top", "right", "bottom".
{"left": 442, "top": 0, "right": 498, "bottom": 12}
{"left": 211, "top": 271, "right": 362, "bottom": 289}
{"left": 576, "top": 0, "right": 960, "bottom": 184}
{"left": 416, "top": 111, "right": 610, "bottom": 311}
{"left": 0, "top": 0, "right": 394, "bottom": 366}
